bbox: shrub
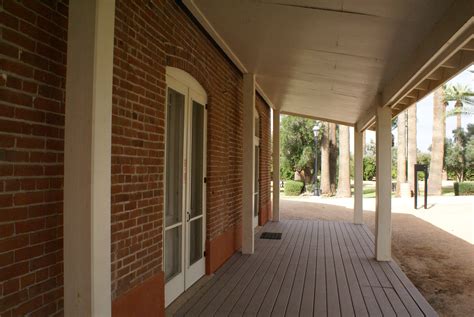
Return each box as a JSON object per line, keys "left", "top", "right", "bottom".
{"left": 453, "top": 182, "right": 474, "bottom": 196}
{"left": 305, "top": 183, "right": 316, "bottom": 193}
{"left": 363, "top": 156, "right": 376, "bottom": 180}
{"left": 284, "top": 180, "right": 304, "bottom": 196}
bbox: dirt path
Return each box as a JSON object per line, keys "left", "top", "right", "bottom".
{"left": 280, "top": 197, "right": 474, "bottom": 316}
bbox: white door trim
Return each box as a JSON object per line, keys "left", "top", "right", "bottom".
{"left": 164, "top": 67, "right": 207, "bottom": 306}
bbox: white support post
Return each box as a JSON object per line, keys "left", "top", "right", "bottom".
{"left": 353, "top": 129, "right": 363, "bottom": 224}
{"left": 242, "top": 73, "right": 256, "bottom": 254}
{"left": 375, "top": 106, "right": 392, "bottom": 261}
{"left": 64, "top": 0, "right": 115, "bottom": 315}
{"left": 272, "top": 109, "right": 280, "bottom": 222}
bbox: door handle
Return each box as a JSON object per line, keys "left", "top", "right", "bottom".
{"left": 186, "top": 211, "right": 191, "bottom": 222}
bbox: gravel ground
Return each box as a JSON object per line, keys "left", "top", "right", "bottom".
{"left": 280, "top": 196, "right": 474, "bottom": 316}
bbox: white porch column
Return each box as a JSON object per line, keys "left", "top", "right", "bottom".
{"left": 375, "top": 106, "right": 392, "bottom": 261}
{"left": 64, "top": 0, "right": 115, "bottom": 315}
{"left": 242, "top": 73, "right": 256, "bottom": 254}
{"left": 353, "top": 129, "right": 364, "bottom": 224}
{"left": 272, "top": 109, "right": 280, "bottom": 222}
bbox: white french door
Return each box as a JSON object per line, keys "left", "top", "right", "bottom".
{"left": 164, "top": 72, "right": 206, "bottom": 307}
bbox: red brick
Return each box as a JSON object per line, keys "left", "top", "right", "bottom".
{"left": 14, "top": 191, "right": 44, "bottom": 206}
{"left": 0, "top": 194, "right": 13, "bottom": 207}
{"left": 15, "top": 218, "right": 45, "bottom": 233}
{"left": 3, "top": 278, "right": 20, "bottom": 295}
{"left": 0, "top": 223, "right": 14, "bottom": 237}
{"left": 0, "top": 88, "right": 33, "bottom": 107}
{"left": 0, "top": 235, "right": 29, "bottom": 253}
{"left": 3, "top": 0, "right": 37, "bottom": 22}
{"left": 0, "top": 261, "right": 29, "bottom": 280}
{"left": 0, "top": 58, "right": 34, "bottom": 77}
{"left": 15, "top": 244, "right": 44, "bottom": 261}
{"left": 1, "top": 28, "right": 36, "bottom": 51}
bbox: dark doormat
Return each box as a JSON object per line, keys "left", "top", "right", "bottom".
{"left": 260, "top": 232, "right": 282, "bottom": 240}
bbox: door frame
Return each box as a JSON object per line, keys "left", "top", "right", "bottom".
{"left": 253, "top": 108, "right": 260, "bottom": 228}
{"left": 164, "top": 67, "right": 207, "bottom": 307}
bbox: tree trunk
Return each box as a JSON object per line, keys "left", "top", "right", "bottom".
{"left": 428, "top": 88, "right": 445, "bottom": 196}
{"left": 337, "top": 125, "right": 351, "bottom": 197}
{"left": 407, "top": 104, "right": 417, "bottom": 194}
{"left": 328, "top": 122, "right": 338, "bottom": 195}
{"left": 320, "top": 122, "right": 331, "bottom": 194}
{"left": 455, "top": 100, "right": 462, "bottom": 132}
{"left": 396, "top": 111, "right": 407, "bottom": 196}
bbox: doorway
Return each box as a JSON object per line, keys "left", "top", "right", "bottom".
{"left": 164, "top": 68, "right": 207, "bottom": 306}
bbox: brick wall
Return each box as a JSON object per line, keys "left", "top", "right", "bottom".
{"left": 256, "top": 93, "right": 271, "bottom": 225}
{"left": 111, "top": 0, "right": 243, "bottom": 302}
{"left": 0, "top": 0, "right": 67, "bottom": 316}
{"left": 1, "top": 0, "right": 256, "bottom": 314}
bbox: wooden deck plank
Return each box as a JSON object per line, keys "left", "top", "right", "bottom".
{"left": 168, "top": 220, "right": 437, "bottom": 317}
{"left": 333, "top": 222, "right": 369, "bottom": 317}
{"left": 198, "top": 222, "right": 278, "bottom": 316}
{"left": 314, "top": 221, "right": 327, "bottom": 316}
{"left": 299, "top": 221, "right": 318, "bottom": 316}
{"left": 324, "top": 221, "right": 341, "bottom": 317}
{"left": 282, "top": 220, "right": 313, "bottom": 316}
{"left": 383, "top": 287, "right": 410, "bottom": 317}
{"left": 337, "top": 222, "right": 382, "bottom": 317}
{"left": 173, "top": 252, "right": 242, "bottom": 316}
{"left": 225, "top": 221, "right": 299, "bottom": 316}
{"left": 348, "top": 224, "right": 391, "bottom": 288}
{"left": 349, "top": 223, "right": 417, "bottom": 317}
{"left": 359, "top": 225, "right": 438, "bottom": 317}
{"left": 208, "top": 223, "right": 285, "bottom": 316}
{"left": 342, "top": 222, "right": 396, "bottom": 317}
{"left": 257, "top": 221, "right": 309, "bottom": 316}
{"left": 354, "top": 225, "right": 424, "bottom": 317}
{"left": 243, "top": 220, "right": 302, "bottom": 316}
{"left": 184, "top": 222, "right": 278, "bottom": 316}
{"left": 329, "top": 221, "right": 355, "bottom": 317}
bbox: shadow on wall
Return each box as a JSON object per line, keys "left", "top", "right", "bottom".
{"left": 279, "top": 199, "right": 474, "bottom": 316}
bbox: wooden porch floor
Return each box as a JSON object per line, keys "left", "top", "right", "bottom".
{"left": 170, "top": 220, "right": 437, "bottom": 316}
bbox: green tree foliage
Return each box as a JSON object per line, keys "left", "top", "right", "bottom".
{"left": 363, "top": 156, "right": 376, "bottom": 180}
{"left": 445, "top": 124, "right": 474, "bottom": 181}
{"left": 444, "top": 84, "right": 474, "bottom": 125}
{"left": 362, "top": 139, "right": 377, "bottom": 180}
{"left": 280, "top": 116, "right": 320, "bottom": 182}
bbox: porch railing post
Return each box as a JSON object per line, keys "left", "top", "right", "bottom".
{"left": 272, "top": 109, "right": 280, "bottom": 222}
{"left": 375, "top": 106, "right": 392, "bottom": 261}
{"left": 354, "top": 129, "right": 364, "bottom": 224}
{"left": 64, "top": 0, "right": 115, "bottom": 315}
{"left": 242, "top": 73, "right": 256, "bottom": 254}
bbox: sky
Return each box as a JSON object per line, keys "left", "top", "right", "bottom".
{"left": 354, "top": 65, "right": 474, "bottom": 154}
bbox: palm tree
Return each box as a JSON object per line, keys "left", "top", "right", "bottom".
{"left": 444, "top": 84, "right": 474, "bottom": 135}
{"left": 407, "top": 104, "right": 417, "bottom": 193}
{"left": 320, "top": 122, "right": 331, "bottom": 194}
{"left": 336, "top": 125, "right": 351, "bottom": 197}
{"left": 396, "top": 111, "right": 407, "bottom": 196}
{"left": 428, "top": 88, "right": 446, "bottom": 196}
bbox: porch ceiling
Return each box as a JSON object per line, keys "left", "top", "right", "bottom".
{"left": 183, "top": 0, "right": 473, "bottom": 127}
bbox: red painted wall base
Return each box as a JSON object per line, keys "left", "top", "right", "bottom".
{"left": 112, "top": 272, "right": 164, "bottom": 317}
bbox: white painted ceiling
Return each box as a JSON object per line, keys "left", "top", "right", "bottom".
{"left": 187, "top": 0, "right": 456, "bottom": 125}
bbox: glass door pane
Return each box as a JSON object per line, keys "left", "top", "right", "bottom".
{"left": 165, "top": 227, "right": 181, "bottom": 281}
{"left": 165, "top": 88, "right": 185, "bottom": 282}
{"left": 189, "top": 100, "right": 204, "bottom": 265}
{"left": 190, "top": 101, "right": 204, "bottom": 218}
{"left": 254, "top": 145, "right": 259, "bottom": 217}
{"left": 165, "top": 89, "right": 184, "bottom": 227}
